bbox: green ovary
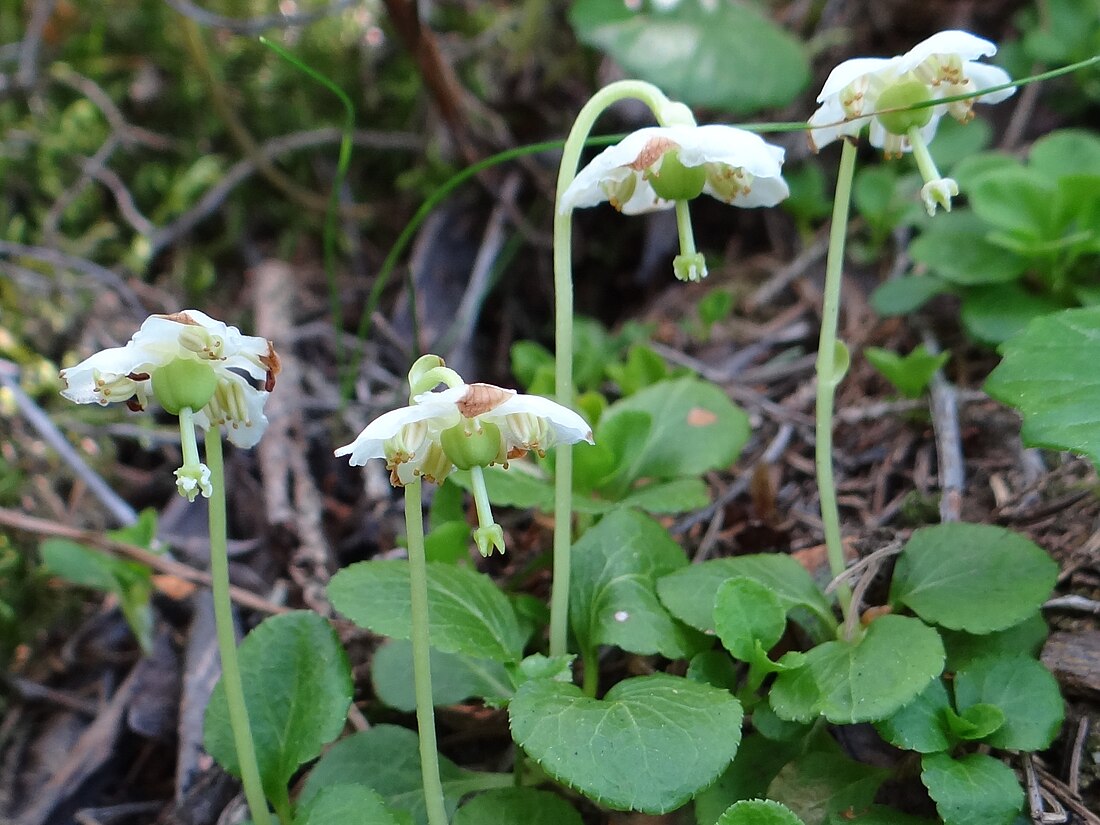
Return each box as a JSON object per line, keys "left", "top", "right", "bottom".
{"left": 440, "top": 420, "right": 504, "bottom": 470}
{"left": 646, "top": 150, "right": 706, "bottom": 202}
{"left": 876, "top": 79, "right": 934, "bottom": 136}
{"left": 152, "top": 359, "right": 218, "bottom": 414}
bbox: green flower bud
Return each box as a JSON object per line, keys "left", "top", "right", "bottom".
{"left": 876, "top": 79, "right": 934, "bottom": 136}
{"left": 440, "top": 420, "right": 504, "bottom": 470}
{"left": 646, "top": 150, "right": 706, "bottom": 202}
{"left": 152, "top": 358, "right": 218, "bottom": 415}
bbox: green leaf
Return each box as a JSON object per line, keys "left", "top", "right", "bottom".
{"left": 960, "top": 283, "right": 1063, "bottom": 345}
{"left": 770, "top": 615, "right": 944, "bottom": 724}
{"left": 920, "top": 753, "right": 1024, "bottom": 825}
{"left": 39, "top": 538, "right": 154, "bottom": 653}
{"left": 870, "top": 275, "right": 949, "bottom": 317}
{"left": 953, "top": 655, "right": 1064, "bottom": 750}
{"left": 944, "top": 704, "right": 1005, "bottom": 741}
{"left": 687, "top": 650, "right": 738, "bottom": 691}
{"left": 864, "top": 345, "right": 949, "bottom": 399}
{"left": 751, "top": 702, "right": 811, "bottom": 743}
{"left": 889, "top": 523, "right": 1058, "bottom": 634}
{"left": 204, "top": 612, "right": 352, "bottom": 802}
{"left": 1029, "top": 129, "right": 1100, "bottom": 178}
{"left": 424, "top": 521, "right": 474, "bottom": 564}
{"left": 767, "top": 748, "right": 888, "bottom": 825}
{"left": 967, "top": 167, "right": 1055, "bottom": 238}
{"left": 717, "top": 799, "right": 805, "bottom": 825}
{"left": 940, "top": 612, "right": 1048, "bottom": 671}
{"left": 300, "top": 726, "right": 510, "bottom": 825}
{"left": 619, "top": 477, "right": 710, "bottom": 513}
{"left": 371, "top": 639, "right": 513, "bottom": 711}
{"left": 985, "top": 307, "right": 1100, "bottom": 467}
{"left": 874, "top": 678, "right": 952, "bottom": 754}
{"left": 695, "top": 734, "right": 802, "bottom": 825}
{"left": 453, "top": 788, "right": 583, "bottom": 825}
{"left": 714, "top": 577, "right": 786, "bottom": 662}
{"left": 509, "top": 673, "right": 743, "bottom": 813}
{"left": 606, "top": 344, "right": 669, "bottom": 396}
{"left": 909, "top": 224, "right": 1027, "bottom": 286}
{"left": 568, "top": 0, "right": 808, "bottom": 113}
{"left": 598, "top": 377, "right": 750, "bottom": 486}
{"left": 929, "top": 117, "right": 993, "bottom": 171}
{"left": 294, "top": 784, "right": 403, "bottom": 825}
{"left": 328, "top": 560, "right": 525, "bottom": 662}
{"left": 658, "top": 554, "right": 835, "bottom": 641}
{"left": 570, "top": 509, "right": 707, "bottom": 659}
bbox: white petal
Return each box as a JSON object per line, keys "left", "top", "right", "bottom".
{"left": 484, "top": 393, "right": 594, "bottom": 446}
{"left": 816, "top": 57, "right": 896, "bottom": 102}
{"left": 900, "top": 30, "right": 997, "bottom": 71}
{"left": 129, "top": 315, "right": 194, "bottom": 361}
{"left": 59, "top": 345, "right": 146, "bottom": 405}
{"left": 717, "top": 173, "right": 791, "bottom": 208}
{"left": 808, "top": 98, "right": 868, "bottom": 151}
{"left": 680, "top": 125, "right": 785, "bottom": 177}
{"left": 965, "top": 62, "right": 1016, "bottom": 103}
{"left": 559, "top": 127, "right": 678, "bottom": 213}
{"left": 334, "top": 399, "right": 457, "bottom": 465}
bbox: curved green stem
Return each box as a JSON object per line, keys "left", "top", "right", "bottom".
{"left": 550, "top": 80, "right": 678, "bottom": 659}
{"left": 816, "top": 139, "right": 858, "bottom": 629}
{"left": 205, "top": 431, "right": 273, "bottom": 825}
{"left": 405, "top": 478, "right": 449, "bottom": 825}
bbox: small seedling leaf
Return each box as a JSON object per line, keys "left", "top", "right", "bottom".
{"left": 716, "top": 799, "right": 805, "bottom": 825}
{"left": 864, "top": 345, "right": 949, "bottom": 399}
{"left": 509, "top": 673, "right": 742, "bottom": 813}
{"left": 714, "top": 577, "right": 787, "bottom": 663}
{"left": 874, "top": 678, "right": 953, "bottom": 754}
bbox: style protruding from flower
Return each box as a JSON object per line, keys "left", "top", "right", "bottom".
{"left": 559, "top": 123, "right": 789, "bottom": 282}
{"left": 808, "top": 30, "right": 1016, "bottom": 216}
{"left": 561, "top": 125, "right": 789, "bottom": 215}
{"left": 336, "top": 357, "right": 593, "bottom": 556}
{"left": 60, "top": 310, "right": 279, "bottom": 501}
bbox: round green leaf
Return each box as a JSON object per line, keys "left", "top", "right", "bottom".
{"left": 300, "top": 726, "right": 510, "bottom": 825}
{"left": 870, "top": 275, "right": 949, "bottom": 317}
{"left": 328, "top": 560, "right": 525, "bottom": 662}
{"left": 1029, "top": 129, "right": 1100, "bottom": 178}
{"left": 985, "top": 307, "right": 1100, "bottom": 468}
{"left": 657, "top": 554, "right": 835, "bottom": 641}
{"left": 717, "top": 799, "right": 805, "bottom": 825}
{"left": 940, "top": 612, "right": 1048, "bottom": 671}
{"left": 295, "top": 784, "right": 403, "bottom": 825}
{"left": 945, "top": 704, "right": 1005, "bottom": 741}
{"left": 597, "top": 377, "right": 750, "bottom": 483}
{"left": 714, "top": 577, "right": 786, "bottom": 662}
{"left": 889, "top": 523, "right": 1058, "bottom": 634}
{"left": 453, "top": 788, "right": 583, "bottom": 825}
{"left": 921, "top": 753, "right": 1024, "bottom": 825}
{"left": 568, "top": 0, "right": 808, "bottom": 113}
{"left": 953, "top": 655, "right": 1064, "bottom": 750}
{"left": 770, "top": 615, "right": 944, "bottom": 724}
{"left": 204, "top": 611, "right": 352, "bottom": 802}
{"left": 571, "top": 509, "right": 707, "bottom": 659}
{"left": 509, "top": 673, "right": 743, "bottom": 813}
{"left": 371, "top": 639, "right": 513, "bottom": 711}
{"left": 909, "top": 227, "right": 1027, "bottom": 286}
{"left": 874, "top": 678, "right": 953, "bottom": 754}
{"left": 960, "top": 283, "right": 1062, "bottom": 346}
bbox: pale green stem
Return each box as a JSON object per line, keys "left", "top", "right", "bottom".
{"left": 816, "top": 139, "right": 858, "bottom": 628}
{"left": 907, "top": 125, "right": 942, "bottom": 182}
{"left": 179, "top": 406, "right": 202, "bottom": 467}
{"left": 204, "top": 430, "right": 273, "bottom": 825}
{"left": 550, "top": 80, "right": 680, "bottom": 658}
{"left": 469, "top": 465, "right": 494, "bottom": 530}
{"left": 405, "top": 478, "right": 449, "bottom": 825}
{"left": 674, "top": 200, "right": 697, "bottom": 258}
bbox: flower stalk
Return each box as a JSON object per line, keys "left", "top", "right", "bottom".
{"left": 816, "top": 139, "right": 858, "bottom": 627}
{"left": 205, "top": 431, "right": 273, "bottom": 825}
{"left": 404, "top": 477, "right": 450, "bottom": 825}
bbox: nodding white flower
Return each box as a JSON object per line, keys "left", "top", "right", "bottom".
{"left": 559, "top": 124, "right": 789, "bottom": 215}
{"left": 808, "top": 30, "right": 1015, "bottom": 155}
{"left": 59, "top": 310, "right": 280, "bottom": 449}
{"left": 335, "top": 382, "right": 594, "bottom": 487}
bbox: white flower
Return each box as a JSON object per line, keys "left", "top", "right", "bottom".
{"left": 59, "top": 310, "right": 279, "bottom": 448}
{"left": 560, "top": 124, "right": 789, "bottom": 215}
{"left": 335, "top": 382, "right": 594, "bottom": 487}
{"left": 809, "top": 30, "right": 1015, "bottom": 155}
